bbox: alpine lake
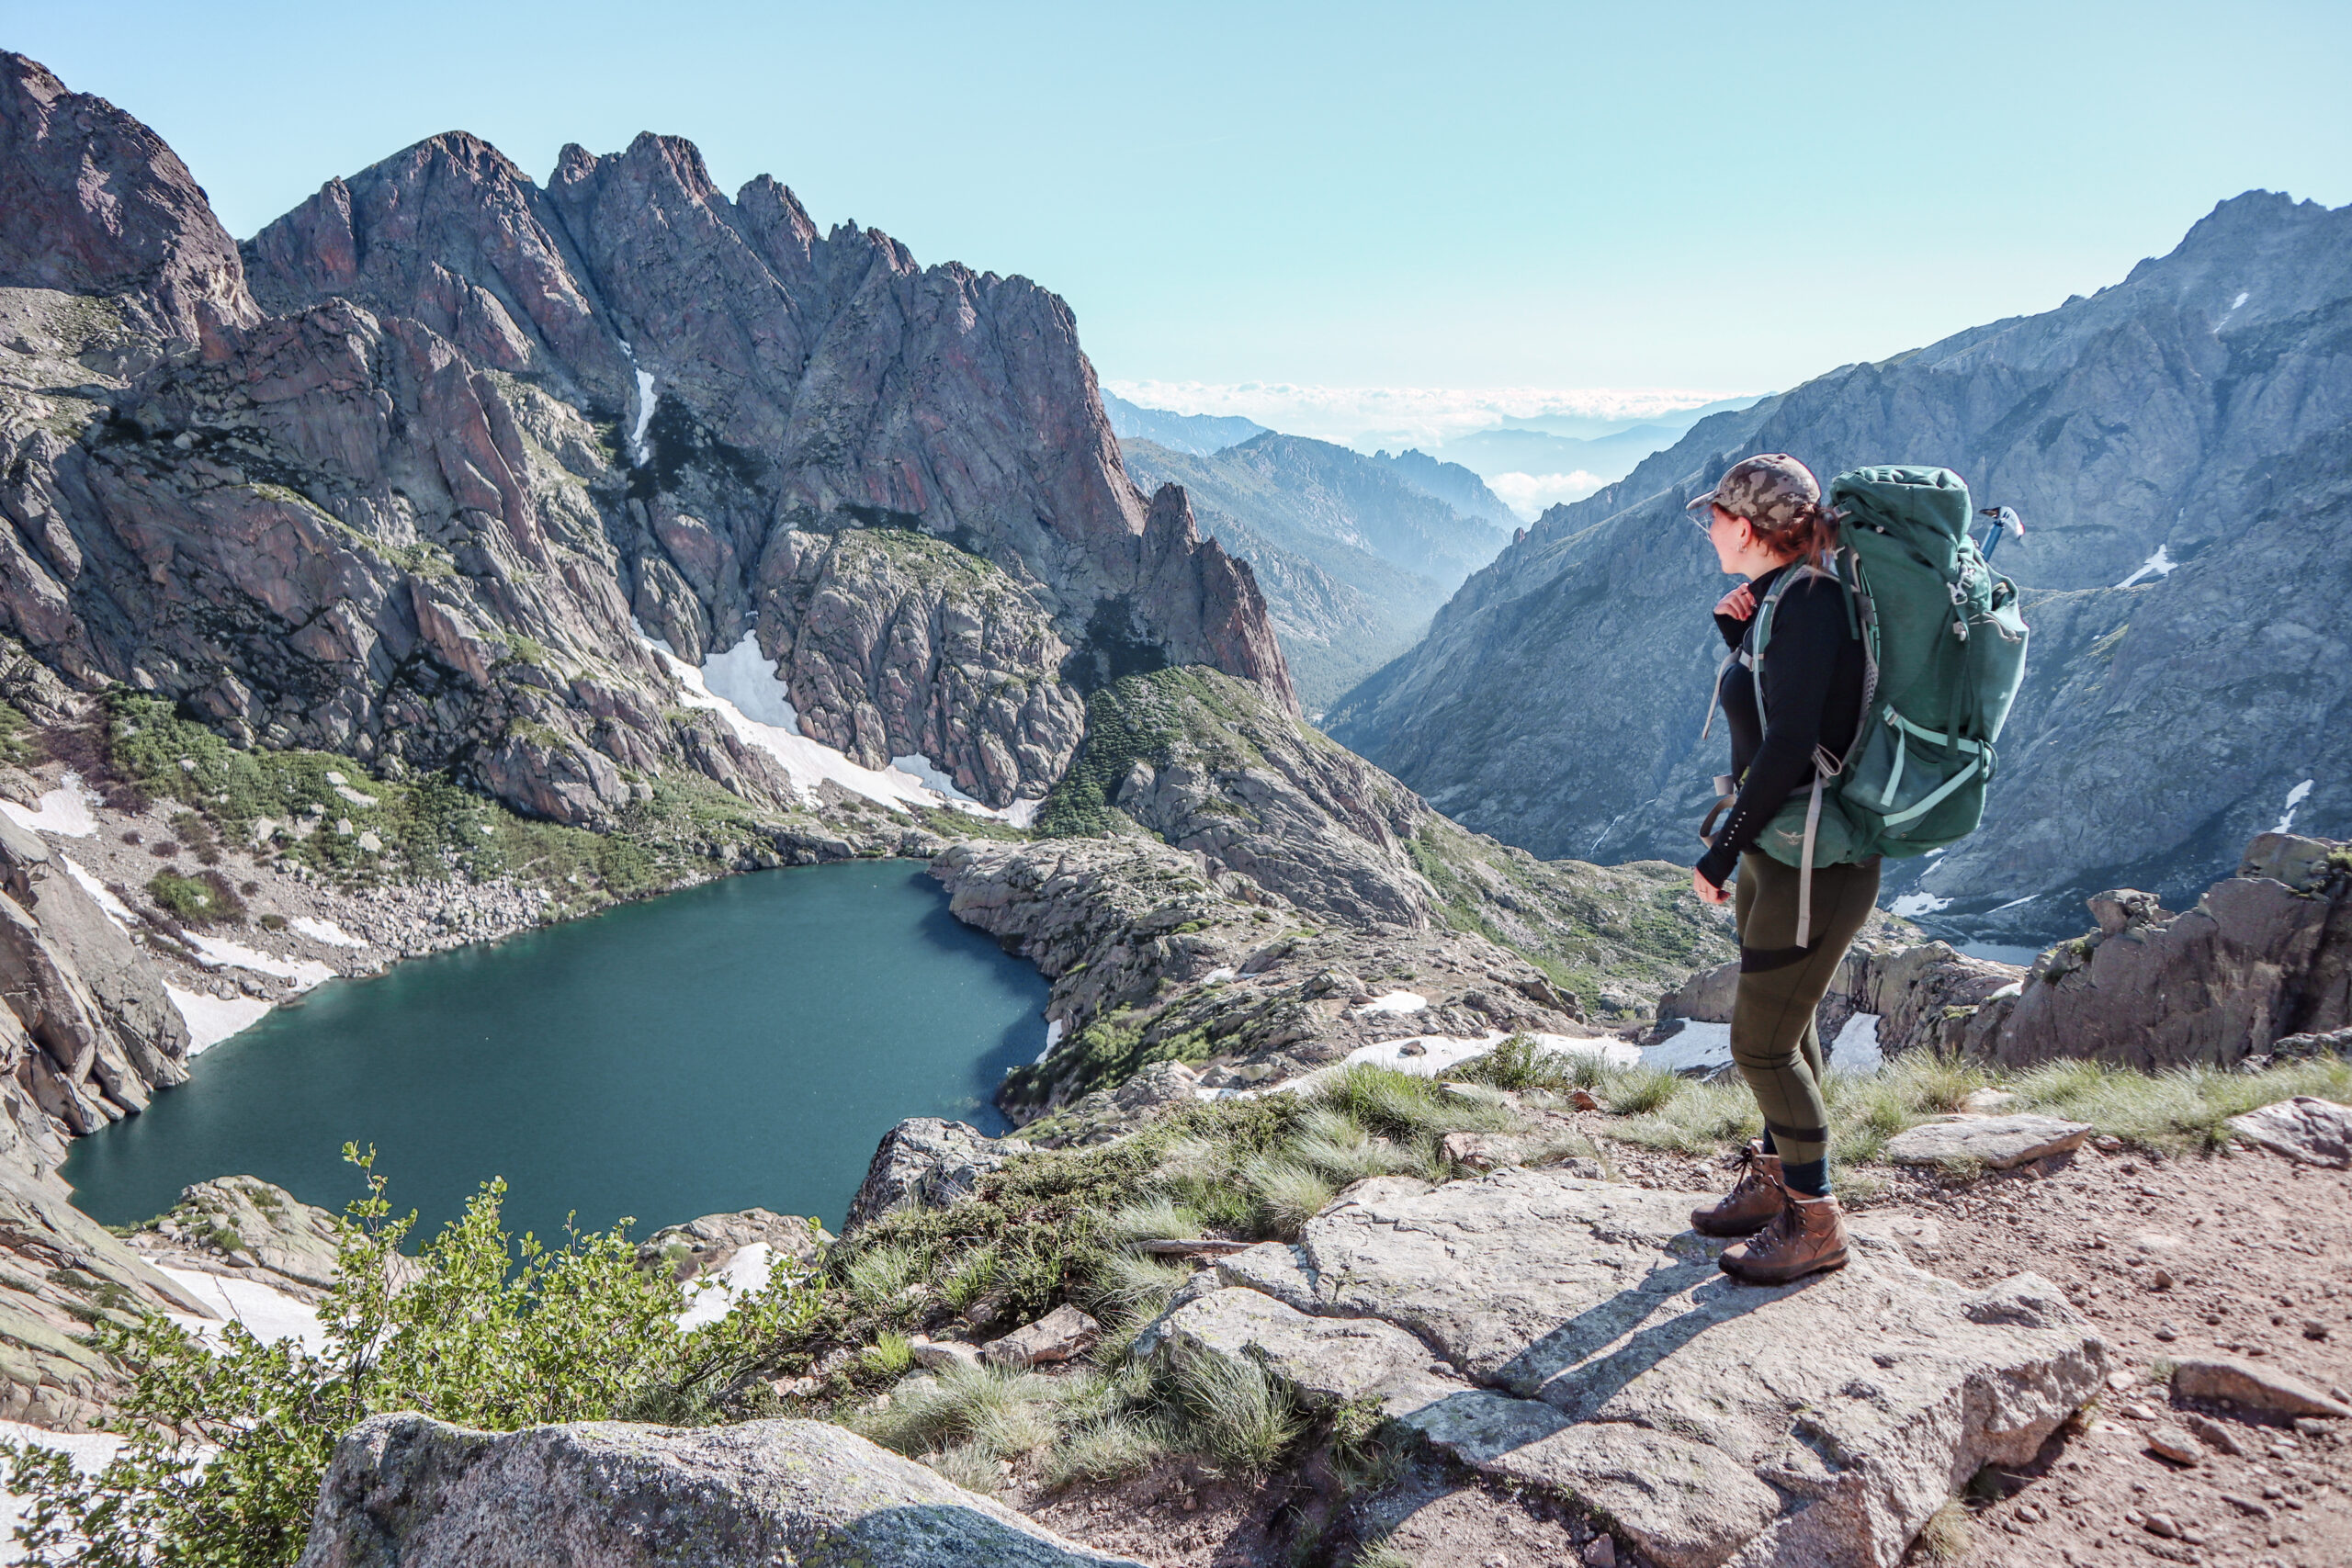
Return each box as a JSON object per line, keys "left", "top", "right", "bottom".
{"left": 62, "top": 860, "right": 1046, "bottom": 1242}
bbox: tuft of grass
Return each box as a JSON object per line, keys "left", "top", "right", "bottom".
{"left": 1163, "top": 1347, "right": 1305, "bottom": 1475}
{"left": 1103, "top": 1197, "right": 1200, "bottom": 1248}
{"left": 1042, "top": 1409, "right": 1171, "bottom": 1487}
{"left": 924, "top": 1439, "right": 1005, "bottom": 1496}
{"left": 842, "top": 1242, "right": 926, "bottom": 1322}
{"left": 1317, "top": 1064, "right": 1518, "bottom": 1142}
{"left": 859, "top": 1331, "right": 914, "bottom": 1379}
{"left": 1090, "top": 1252, "right": 1192, "bottom": 1322}
{"left": 2010, "top": 1055, "right": 2352, "bottom": 1152}
{"left": 1352, "top": 1545, "right": 1419, "bottom": 1568}
{"left": 1291, "top": 1109, "right": 1421, "bottom": 1186}
{"left": 1242, "top": 1156, "right": 1339, "bottom": 1239}
{"left": 1912, "top": 1497, "right": 1973, "bottom": 1563}
{"left": 858, "top": 1360, "right": 1061, "bottom": 1460}
{"left": 1602, "top": 1063, "right": 1687, "bottom": 1115}
{"left": 1613, "top": 1079, "right": 1761, "bottom": 1154}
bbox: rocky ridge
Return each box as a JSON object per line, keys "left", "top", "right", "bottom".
{"left": 1333, "top": 191, "right": 2352, "bottom": 944}
{"left": 0, "top": 51, "right": 1292, "bottom": 840}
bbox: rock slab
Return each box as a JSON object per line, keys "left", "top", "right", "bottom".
{"left": 298, "top": 1412, "right": 1145, "bottom": 1568}
{"left": 2225, "top": 1096, "right": 2352, "bottom": 1169}
{"left": 1881, "top": 1113, "right": 2093, "bottom": 1170}
{"left": 2170, "top": 1357, "right": 2352, "bottom": 1419}
{"left": 1162, "top": 1168, "right": 2105, "bottom": 1568}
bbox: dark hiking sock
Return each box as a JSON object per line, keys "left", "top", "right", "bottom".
{"left": 1781, "top": 1157, "right": 1829, "bottom": 1197}
{"left": 1759, "top": 1129, "right": 1778, "bottom": 1156}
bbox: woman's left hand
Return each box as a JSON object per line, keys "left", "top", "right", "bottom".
{"left": 1692, "top": 867, "right": 1731, "bottom": 906}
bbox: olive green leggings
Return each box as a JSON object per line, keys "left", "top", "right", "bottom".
{"left": 1731, "top": 852, "right": 1882, "bottom": 1191}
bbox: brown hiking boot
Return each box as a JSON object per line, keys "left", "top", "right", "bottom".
{"left": 1690, "top": 1141, "right": 1784, "bottom": 1237}
{"left": 1718, "top": 1191, "right": 1849, "bottom": 1285}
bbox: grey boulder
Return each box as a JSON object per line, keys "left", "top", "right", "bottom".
{"left": 1881, "top": 1113, "right": 2093, "bottom": 1170}
{"left": 842, "top": 1118, "right": 1031, "bottom": 1235}
{"left": 298, "top": 1412, "right": 1145, "bottom": 1568}
{"left": 1159, "top": 1168, "right": 2104, "bottom": 1568}
{"left": 2224, "top": 1096, "right": 2352, "bottom": 1169}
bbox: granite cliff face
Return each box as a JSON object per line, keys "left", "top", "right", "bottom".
{"left": 1333, "top": 193, "right": 2352, "bottom": 942}
{"left": 0, "top": 53, "right": 1291, "bottom": 829}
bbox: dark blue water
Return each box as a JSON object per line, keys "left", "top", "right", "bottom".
{"left": 62, "top": 861, "right": 1045, "bottom": 1240}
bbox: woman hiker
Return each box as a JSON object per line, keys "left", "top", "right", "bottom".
{"left": 1684, "top": 453, "right": 1876, "bottom": 1286}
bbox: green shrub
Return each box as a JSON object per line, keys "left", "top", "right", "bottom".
{"left": 0, "top": 1148, "right": 813, "bottom": 1568}
{"left": 146, "top": 869, "right": 240, "bottom": 924}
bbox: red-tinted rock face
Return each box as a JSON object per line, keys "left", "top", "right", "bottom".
{"left": 0, "top": 52, "right": 1295, "bottom": 826}
{"left": 0, "top": 52, "right": 257, "bottom": 343}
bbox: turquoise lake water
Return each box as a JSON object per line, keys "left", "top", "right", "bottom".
{"left": 62, "top": 861, "right": 1046, "bottom": 1240}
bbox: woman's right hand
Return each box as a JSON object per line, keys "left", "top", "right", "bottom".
{"left": 1692, "top": 867, "right": 1732, "bottom": 906}
{"left": 1713, "top": 582, "right": 1757, "bottom": 621}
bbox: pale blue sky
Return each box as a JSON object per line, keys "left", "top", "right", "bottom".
{"left": 11, "top": 2, "right": 2346, "bottom": 413}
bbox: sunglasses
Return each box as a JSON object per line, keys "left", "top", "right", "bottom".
{"left": 1688, "top": 502, "right": 1724, "bottom": 536}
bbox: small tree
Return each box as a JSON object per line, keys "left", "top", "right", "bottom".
{"left": 3, "top": 1146, "right": 819, "bottom": 1567}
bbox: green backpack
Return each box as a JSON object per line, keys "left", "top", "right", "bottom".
{"left": 1734, "top": 466, "right": 2030, "bottom": 941}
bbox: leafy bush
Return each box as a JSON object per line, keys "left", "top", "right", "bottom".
{"left": 0, "top": 1148, "right": 817, "bottom": 1567}
{"left": 145, "top": 869, "right": 241, "bottom": 924}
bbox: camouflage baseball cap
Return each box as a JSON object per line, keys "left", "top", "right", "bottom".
{"left": 1684, "top": 453, "right": 1820, "bottom": 528}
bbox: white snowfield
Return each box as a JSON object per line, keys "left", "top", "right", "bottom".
{"left": 1888, "top": 891, "right": 1953, "bottom": 919}
{"left": 183, "top": 933, "right": 334, "bottom": 991}
{"left": 2115, "top": 544, "right": 2179, "bottom": 589}
{"left": 647, "top": 636, "right": 1038, "bottom": 825}
{"left": 1639, "top": 1019, "right": 1733, "bottom": 1076}
{"left": 0, "top": 773, "right": 98, "bottom": 838}
{"left": 164, "top": 986, "right": 273, "bottom": 1055}
{"left": 289, "top": 915, "right": 365, "bottom": 948}
{"left": 675, "top": 1243, "right": 777, "bottom": 1332}
{"left": 158, "top": 1266, "right": 327, "bottom": 1356}
{"left": 2274, "top": 777, "right": 2314, "bottom": 834}
{"left": 1353, "top": 990, "right": 1428, "bottom": 1017}
{"left": 60, "top": 856, "right": 134, "bottom": 931}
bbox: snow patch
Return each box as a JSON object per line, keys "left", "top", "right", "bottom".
{"left": 1354, "top": 991, "right": 1428, "bottom": 1017}
{"left": 0, "top": 1420, "right": 128, "bottom": 1558}
{"left": 644, "top": 636, "right": 929, "bottom": 815}
{"left": 628, "top": 367, "right": 658, "bottom": 467}
{"left": 2230, "top": 290, "right": 2249, "bottom": 310}
{"left": 1034, "top": 1017, "right": 1065, "bottom": 1066}
{"left": 2274, "top": 777, "right": 2315, "bottom": 834}
{"left": 184, "top": 934, "right": 335, "bottom": 990}
{"left": 0, "top": 774, "right": 98, "bottom": 838}
{"left": 61, "top": 856, "right": 134, "bottom": 932}
{"left": 157, "top": 1266, "right": 326, "bottom": 1354}
{"left": 2115, "top": 545, "right": 2178, "bottom": 589}
{"left": 1986, "top": 893, "right": 2040, "bottom": 913}
{"left": 1329, "top": 1030, "right": 1639, "bottom": 1081}
{"left": 1639, "top": 1020, "right": 1733, "bottom": 1077}
{"left": 675, "top": 1243, "right": 775, "bottom": 1331}
{"left": 1888, "top": 891, "right": 1952, "bottom": 919}
{"left": 1829, "top": 1011, "right": 1884, "bottom": 1077}
{"left": 289, "top": 915, "right": 365, "bottom": 948}
{"left": 1201, "top": 967, "right": 1238, "bottom": 984}
{"left": 165, "top": 986, "right": 272, "bottom": 1055}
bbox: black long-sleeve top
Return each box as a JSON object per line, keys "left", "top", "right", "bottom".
{"left": 1696, "top": 565, "right": 1868, "bottom": 888}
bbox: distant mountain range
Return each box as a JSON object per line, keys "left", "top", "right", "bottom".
{"left": 1332, "top": 191, "right": 2352, "bottom": 944}
{"left": 1101, "top": 391, "right": 1270, "bottom": 455}
{"left": 1121, "top": 433, "right": 1510, "bottom": 710}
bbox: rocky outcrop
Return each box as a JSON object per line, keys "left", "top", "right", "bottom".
{"left": 0, "top": 52, "right": 1293, "bottom": 832}
{"left": 124, "top": 1175, "right": 344, "bottom": 1297}
{"left": 1032, "top": 665, "right": 1730, "bottom": 1010}
{"left": 842, "top": 1119, "right": 1035, "bottom": 1235}
{"left": 1333, "top": 191, "right": 2352, "bottom": 945}
{"left": 932, "top": 833, "right": 1623, "bottom": 1129}
{"left": 636, "top": 1209, "right": 830, "bottom": 1284}
{"left": 1948, "top": 831, "right": 2352, "bottom": 1069}
{"left": 1152, "top": 1167, "right": 2105, "bottom": 1568}
{"left": 298, "top": 1412, "right": 1147, "bottom": 1568}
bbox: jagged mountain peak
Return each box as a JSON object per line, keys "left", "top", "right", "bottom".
{"left": 0, "top": 50, "right": 258, "bottom": 343}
